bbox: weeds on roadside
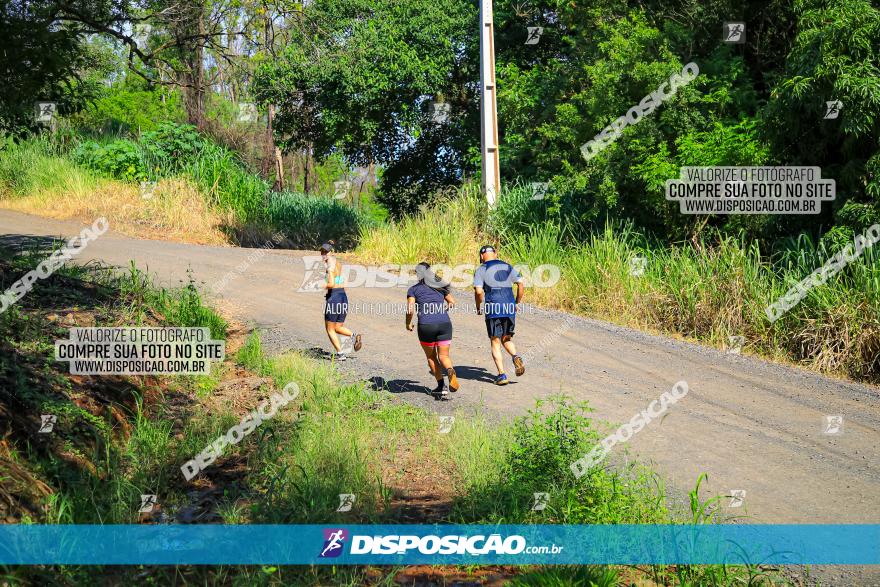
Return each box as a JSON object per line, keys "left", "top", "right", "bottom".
{"left": 448, "top": 396, "right": 669, "bottom": 526}
{"left": 0, "top": 130, "right": 374, "bottom": 248}
{"left": 0, "top": 249, "right": 229, "bottom": 525}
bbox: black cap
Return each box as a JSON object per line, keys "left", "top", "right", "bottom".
{"left": 479, "top": 245, "right": 495, "bottom": 255}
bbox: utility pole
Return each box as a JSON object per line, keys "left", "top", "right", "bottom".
{"left": 479, "top": 0, "right": 500, "bottom": 207}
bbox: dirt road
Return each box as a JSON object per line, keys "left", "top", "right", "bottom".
{"left": 3, "top": 211, "right": 879, "bottom": 583}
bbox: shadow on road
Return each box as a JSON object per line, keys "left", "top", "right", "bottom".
{"left": 367, "top": 376, "right": 433, "bottom": 395}
{"left": 451, "top": 365, "right": 496, "bottom": 383}
{"left": 0, "top": 234, "right": 65, "bottom": 254}
{"left": 367, "top": 365, "right": 505, "bottom": 396}
{"left": 303, "top": 346, "right": 330, "bottom": 360}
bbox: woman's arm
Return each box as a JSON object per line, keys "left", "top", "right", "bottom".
{"left": 325, "top": 257, "right": 336, "bottom": 290}
{"left": 406, "top": 296, "right": 416, "bottom": 330}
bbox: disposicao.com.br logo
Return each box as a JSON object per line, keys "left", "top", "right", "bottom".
{"left": 319, "top": 528, "right": 349, "bottom": 558}
{"left": 319, "top": 530, "right": 563, "bottom": 557}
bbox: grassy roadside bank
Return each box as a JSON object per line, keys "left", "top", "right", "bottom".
{"left": 356, "top": 189, "right": 880, "bottom": 385}
{"left": 0, "top": 243, "right": 791, "bottom": 586}
{"left": 0, "top": 136, "right": 232, "bottom": 245}
{"left": 0, "top": 131, "right": 375, "bottom": 248}
{"left": 3, "top": 131, "right": 877, "bottom": 385}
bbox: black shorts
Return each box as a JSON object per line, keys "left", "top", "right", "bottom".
{"left": 324, "top": 289, "right": 348, "bottom": 323}
{"left": 417, "top": 321, "right": 453, "bottom": 346}
{"left": 485, "top": 317, "right": 515, "bottom": 339}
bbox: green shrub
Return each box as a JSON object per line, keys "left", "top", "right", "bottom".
{"left": 266, "top": 191, "right": 375, "bottom": 250}
{"left": 154, "top": 281, "right": 228, "bottom": 340}
{"left": 507, "top": 397, "right": 601, "bottom": 488}
{"left": 70, "top": 86, "right": 185, "bottom": 135}
{"left": 72, "top": 139, "right": 148, "bottom": 182}
{"left": 141, "top": 122, "right": 208, "bottom": 173}
{"left": 450, "top": 395, "right": 669, "bottom": 525}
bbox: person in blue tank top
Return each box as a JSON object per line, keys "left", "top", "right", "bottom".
{"left": 319, "top": 241, "right": 362, "bottom": 361}
{"left": 473, "top": 245, "right": 525, "bottom": 385}
{"left": 406, "top": 262, "right": 459, "bottom": 399}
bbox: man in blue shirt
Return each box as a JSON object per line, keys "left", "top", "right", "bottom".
{"left": 473, "top": 245, "right": 526, "bottom": 385}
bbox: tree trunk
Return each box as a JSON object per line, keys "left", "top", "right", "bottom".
{"left": 303, "top": 146, "right": 314, "bottom": 194}
{"left": 174, "top": 1, "right": 207, "bottom": 128}
{"left": 267, "top": 104, "right": 284, "bottom": 191}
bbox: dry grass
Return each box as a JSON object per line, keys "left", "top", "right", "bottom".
{"left": 355, "top": 190, "right": 486, "bottom": 265}
{"left": 1, "top": 176, "right": 232, "bottom": 245}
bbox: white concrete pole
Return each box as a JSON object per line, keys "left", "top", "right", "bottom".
{"left": 479, "top": 0, "right": 500, "bottom": 207}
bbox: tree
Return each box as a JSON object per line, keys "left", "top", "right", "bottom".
{"left": 0, "top": 0, "right": 109, "bottom": 134}
{"left": 770, "top": 0, "right": 880, "bottom": 235}
{"left": 254, "top": 0, "right": 478, "bottom": 216}
{"left": 50, "top": 0, "right": 259, "bottom": 128}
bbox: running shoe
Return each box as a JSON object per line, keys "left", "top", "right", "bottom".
{"left": 433, "top": 381, "right": 449, "bottom": 400}
{"left": 334, "top": 352, "right": 348, "bottom": 362}
{"left": 353, "top": 333, "right": 363, "bottom": 351}
{"left": 513, "top": 355, "right": 525, "bottom": 376}
{"left": 494, "top": 374, "right": 509, "bottom": 386}
{"left": 447, "top": 368, "right": 459, "bottom": 392}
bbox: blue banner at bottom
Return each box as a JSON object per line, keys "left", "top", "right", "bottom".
{"left": 1, "top": 525, "right": 878, "bottom": 565}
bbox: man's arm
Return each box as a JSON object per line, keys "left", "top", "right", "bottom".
{"left": 473, "top": 265, "right": 485, "bottom": 315}
{"left": 510, "top": 263, "right": 524, "bottom": 311}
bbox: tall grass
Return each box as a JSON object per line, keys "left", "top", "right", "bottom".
{"left": 356, "top": 187, "right": 486, "bottom": 264}
{"left": 183, "top": 143, "right": 268, "bottom": 223}
{"left": 0, "top": 135, "right": 98, "bottom": 197}
{"left": 147, "top": 136, "right": 376, "bottom": 248}
{"left": 0, "top": 133, "right": 374, "bottom": 249}
{"left": 2, "top": 242, "right": 786, "bottom": 587}
{"left": 446, "top": 396, "right": 669, "bottom": 525}
{"left": 231, "top": 333, "right": 783, "bottom": 586}
{"left": 237, "top": 334, "right": 398, "bottom": 523}
{"left": 356, "top": 186, "right": 880, "bottom": 382}
{"left": 266, "top": 191, "right": 375, "bottom": 250}
{"left": 233, "top": 332, "right": 669, "bottom": 526}
{"left": 0, "top": 250, "right": 233, "bottom": 525}
{"left": 0, "top": 138, "right": 230, "bottom": 244}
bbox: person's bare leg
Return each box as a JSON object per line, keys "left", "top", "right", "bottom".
{"left": 421, "top": 344, "right": 443, "bottom": 381}
{"left": 333, "top": 324, "right": 362, "bottom": 350}
{"left": 325, "top": 322, "right": 342, "bottom": 352}
{"left": 437, "top": 345, "right": 458, "bottom": 391}
{"left": 436, "top": 345, "right": 453, "bottom": 371}
{"left": 490, "top": 337, "right": 505, "bottom": 374}
{"left": 503, "top": 335, "right": 525, "bottom": 376}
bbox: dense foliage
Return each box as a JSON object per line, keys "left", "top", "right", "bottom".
{"left": 61, "top": 121, "right": 376, "bottom": 245}
{"left": 253, "top": 0, "right": 477, "bottom": 216}
{"left": 0, "top": 2, "right": 115, "bottom": 134}
{"left": 3, "top": 0, "right": 879, "bottom": 247}
{"left": 256, "top": 0, "right": 880, "bottom": 248}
